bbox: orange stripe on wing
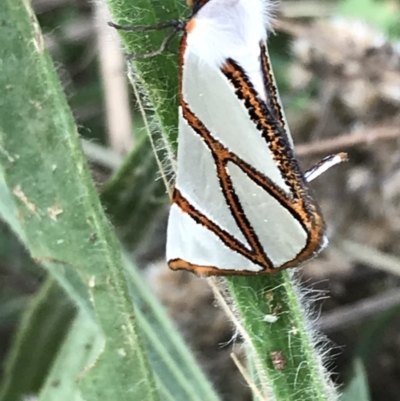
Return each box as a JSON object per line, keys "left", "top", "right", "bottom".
{"left": 169, "top": 258, "right": 286, "bottom": 275}
{"left": 185, "top": 18, "right": 196, "bottom": 33}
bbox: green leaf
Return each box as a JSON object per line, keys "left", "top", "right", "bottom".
{"left": 354, "top": 302, "right": 400, "bottom": 364}
{"left": 38, "top": 309, "right": 104, "bottom": 401}
{"left": 0, "top": 295, "right": 30, "bottom": 326}
{"left": 0, "top": 1, "right": 158, "bottom": 400}
{"left": 101, "top": 134, "right": 169, "bottom": 250}
{"left": 0, "top": 278, "right": 76, "bottom": 401}
{"left": 0, "top": 169, "right": 25, "bottom": 242}
{"left": 340, "top": 359, "right": 371, "bottom": 401}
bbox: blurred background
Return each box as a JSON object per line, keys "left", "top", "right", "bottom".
{"left": 1, "top": 0, "right": 400, "bottom": 400}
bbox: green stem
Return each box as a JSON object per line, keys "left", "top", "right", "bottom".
{"left": 226, "top": 274, "right": 336, "bottom": 400}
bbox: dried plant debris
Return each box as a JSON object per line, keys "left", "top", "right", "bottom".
{"left": 288, "top": 18, "right": 400, "bottom": 120}
{"left": 274, "top": 18, "right": 400, "bottom": 272}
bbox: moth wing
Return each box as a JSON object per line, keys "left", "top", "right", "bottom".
{"left": 166, "top": 7, "right": 325, "bottom": 274}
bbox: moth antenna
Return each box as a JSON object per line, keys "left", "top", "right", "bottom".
{"left": 109, "top": 20, "right": 185, "bottom": 59}
{"left": 108, "top": 20, "right": 184, "bottom": 32}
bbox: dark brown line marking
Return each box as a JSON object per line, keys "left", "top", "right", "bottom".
{"left": 172, "top": 188, "right": 270, "bottom": 268}
{"left": 260, "top": 42, "right": 285, "bottom": 129}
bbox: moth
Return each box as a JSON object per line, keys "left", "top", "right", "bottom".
{"left": 112, "top": 0, "right": 346, "bottom": 275}
{"left": 166, "top": 0, "right": 346, "bottom": 275}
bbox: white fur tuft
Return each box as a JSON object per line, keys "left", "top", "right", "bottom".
{"left": 187, "top": 0, "right": 274, "bottom": 68}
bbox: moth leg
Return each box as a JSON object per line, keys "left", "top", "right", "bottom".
{"left": 304, "top": 152, "right": 348, "bottom": 182}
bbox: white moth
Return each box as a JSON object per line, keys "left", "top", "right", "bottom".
{"left": 166, "top": 0, "right": 345, "bottom": 275}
